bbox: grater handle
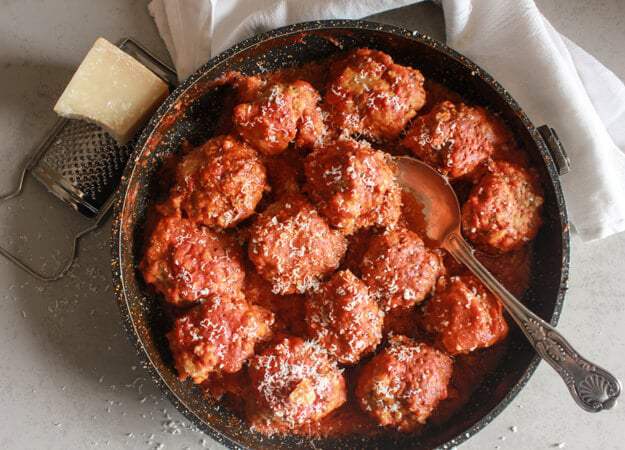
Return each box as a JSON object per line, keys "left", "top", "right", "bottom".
{"left": 0, "top": 232, "right": 80, "bottom": 282}
{"left": 0, "top": 118, "right": 64, "bottom": 202}
{"left": 0, "top": 190, "right": 113, "bottom": 281}
{"left": 0, "top": 112, "right": 112, "bottom": 281}
{"left": 0, "top": 136, "right": 71, "bottom": 280}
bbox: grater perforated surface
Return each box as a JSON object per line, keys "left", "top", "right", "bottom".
{"left": 40, "top": 119, "right": 136, "bottom": 210}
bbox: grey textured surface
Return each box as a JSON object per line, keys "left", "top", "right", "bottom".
{"left": 0, "top": 1, "right": 623, "bottom": 449}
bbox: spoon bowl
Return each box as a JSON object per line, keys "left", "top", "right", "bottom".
{"left": 394, "top": 156, "right": 461, "bottom": 246}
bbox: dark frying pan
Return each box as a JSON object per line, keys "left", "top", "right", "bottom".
{"left": 111, "top": 20, "right": 570, "bottom": 449}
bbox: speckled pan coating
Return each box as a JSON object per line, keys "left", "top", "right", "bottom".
{"left": 111, "top": 20, "right": 570, "bottom": 450}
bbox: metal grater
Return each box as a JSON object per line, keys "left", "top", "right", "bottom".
{"left": 0, "top": 38, "right": 178, "bottom": 281}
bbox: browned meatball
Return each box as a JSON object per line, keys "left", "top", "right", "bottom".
{"left": 248, "top": 337, "right": 347, "bottom": 430}
{"left": 360, "top": 228, "right": 442, "bottom": 311}
{"left": 233, "top": 79, "right": 324, "bottom": 155}
{"left": 304, "top": 139, "right": 402, "bottom": 235}
{"left": 244, "top": 269, "right": 307, "bottom": 336}
{"left": 402, "top": 101, "right": 495, "bottom": 179}
{"left": 421, "top": 275, "right": 509, "bottom": 355}
{"left": 295, "top": 101, "right": 327, "bottom": 150}
{"left": 305, "top": 270, "right": 383, "bottom": 365}
{"left": 140, "top": 214, "right": 245, "bottom": 306}
{"left": 167, "top": 297, "right": 274, "bottom": 383}
{"left": 356, "top": 335, "right": 453, "bottom": 431}
{"left": 325, "top": 48, "right": 426, "bottom": 141}
{"left": 462, "top": 161, "right": 543, "bottom": 253}
{"left": 171, "top": 135, "right": 267, "bottom": 228}
{"left": 248, "top": 194, "right": 347, "bottom": 295}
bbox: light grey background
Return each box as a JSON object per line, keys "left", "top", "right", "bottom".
{"left": 0, "top": 1, "right": 623, "bottom": 449}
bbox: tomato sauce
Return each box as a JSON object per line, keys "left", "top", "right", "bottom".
{"left": 142, "top": 50, "right": 537, "bottom": 440}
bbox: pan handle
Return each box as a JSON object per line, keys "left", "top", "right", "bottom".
{"left": 538, "top": 125, "right": 570, "bottom": 176}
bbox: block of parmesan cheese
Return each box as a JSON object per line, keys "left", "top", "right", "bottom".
{"left": 54, "top": 37, "right": 169, "bottom": 144}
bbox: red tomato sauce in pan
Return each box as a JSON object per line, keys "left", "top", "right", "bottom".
{"left": 139, "top": 48, "right": 540, "bottom": 438}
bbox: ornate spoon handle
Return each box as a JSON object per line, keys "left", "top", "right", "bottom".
{"left": 445, "top": 232, "right": 621, "bottom": 412}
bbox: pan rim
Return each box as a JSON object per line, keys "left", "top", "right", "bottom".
{"left": 112, "top": 19, "right": 570, "bottom": 450}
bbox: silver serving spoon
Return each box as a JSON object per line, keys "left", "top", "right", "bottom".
{"left": 395, "top": 155, "right": 621, "bottom": 412}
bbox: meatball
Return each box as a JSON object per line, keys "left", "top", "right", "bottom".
{"left": 402, "top": 101, "right": 495, "bottom": 179}
{"left": 305, "top": 270, "right": 383, "bottom": 365}
{"left": 462, "top": 161, "right": 543, "bottom": 253}
{"left": 360, "top": 228, "right": 442, "bottom": 311}
{"left": 248, "top": 337, "right": 347, "bottom": 430}
{"left": 304, "top": 139, "right": 402, "bottom": 235}
{"left": 356, "top": 335, "right": 453, "bottom": 431}
{"left": 140, "top": 214, "right": 245, "bottom": 306}
{"left": 248, "top": 194, "right": 347, "bottom": 295}
{"left": 171, "top": 135, "right": 267, "bottom": 228}
{"left": 233, "top": 80, "right": 324, "bottom": 155}
{"left": 244, "top": 270, "right": 307, "bottom": 336}
{"left": 325, "top": 48, "right": 426, "bottom": 141}
{"left": 421, "top": 275, "right": 509, "bottom": 355}
{"left": 296, "top": 96, "right": 327, "bottom": 150}
{"left": 167, "top": 297, "right": 274, "bottom": 383}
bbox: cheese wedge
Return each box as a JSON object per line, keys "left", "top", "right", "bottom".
{"left": 54, "top": 37, "right": 169, "bottom": 144}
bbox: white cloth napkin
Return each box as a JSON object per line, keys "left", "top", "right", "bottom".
{"left": 148, "top": 0, "right": 625, "bottom": 242}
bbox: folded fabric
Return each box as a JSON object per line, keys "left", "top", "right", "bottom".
{"left": 148, "top": 0, "right": 625, "bottom": 241}
{"left": 442, "top": 0, "right": 625, "bottom": 241}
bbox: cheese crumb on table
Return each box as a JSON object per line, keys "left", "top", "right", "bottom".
{"left": 53, "top": 37, "right": 169, "bottom": 144}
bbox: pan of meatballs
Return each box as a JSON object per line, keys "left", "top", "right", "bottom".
{"left": 112, "top": 20, "right": 570, "bottom": 449}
